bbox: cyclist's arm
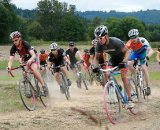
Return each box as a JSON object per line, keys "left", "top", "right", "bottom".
{"left": 146, "top": 47, "right": 154, "bottom": 58}
{"left": 76, "top": 51, "right": 83, "bottom": 60}
{"left": 121, "top": 47, "right": 130, "bottom": 62}
{"left": 94, "top": 52, "right": 100, "bottom": 67}
{"left": 28, "top": 49, "right": 36, "bottom": 62}
{"left": 8, "top": 56, "right": 15, "bottom": 69}
{"left": 156, "top": 51, "right": 160, "bottom": 62}
{"left": 90, "top": 55, "right": 94, "bottom": 64}
{"left": 64, "top": 56, "right": 71, "bottom": 64}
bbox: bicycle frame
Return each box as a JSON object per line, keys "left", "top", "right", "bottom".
{"left": 101, "top": 66, "right": 140, "bottom": 124}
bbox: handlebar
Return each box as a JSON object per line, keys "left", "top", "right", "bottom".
{"left": 100, "top": 66, "right": 119, "bottom": 73}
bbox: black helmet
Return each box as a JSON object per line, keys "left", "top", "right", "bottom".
{"left": 94, "top": 25, "right": 108, "bottom": 37}
{"left": 84, "top": 49, "right": 89, "bottom": 53}
{"left": 69, "top": 41, "right": 75, "bottom": 46}
{"left": 40, "top": 48, "right": 45, "bottom": 54}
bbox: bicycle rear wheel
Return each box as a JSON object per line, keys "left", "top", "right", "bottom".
{"left": 61, "top": 73, "right": 70, "bottom": 100}
{"left": 103, "top": 81, "right": 121, "bottom": 124}
{"left": 19, "top": 78, "right": 36, "bottom": 111}
{"left": 128, "top": 78, "right": 141, "bottom": 114}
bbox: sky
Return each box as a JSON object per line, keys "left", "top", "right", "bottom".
{"left": 11, "top": 0, "right": 160, "bottom": 12}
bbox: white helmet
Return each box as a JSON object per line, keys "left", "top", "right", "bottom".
{"left": 92, "top": 39, "right": 98, "bottom": 45}
{"left": 49, "top": 42, "right": 58, "bottom": 50}
{"left": 128, "top": 29, "right": 139, "bottom": 38}
{"left": 94, "top": 25, "right": 108, "bottom": 37}
{"left": 9, "top": 31, "right": 21, "bottom": 40}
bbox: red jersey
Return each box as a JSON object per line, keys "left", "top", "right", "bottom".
{"left": 39, "top": 53, "right": 48, "bottom": 62}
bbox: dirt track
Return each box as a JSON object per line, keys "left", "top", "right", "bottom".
{"left": 0, "top": 80, "right": 160, "bottom": 130}
{"left": 0, "top": 46, "right": 160, "bottom": 130}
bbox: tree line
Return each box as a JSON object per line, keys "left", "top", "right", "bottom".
{"left": 1, "top": 0, "right": 160, "bottom": 45}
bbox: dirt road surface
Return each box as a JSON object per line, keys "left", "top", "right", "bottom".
{"left": 0, "top": 80, "right": 160, "bottom": 130}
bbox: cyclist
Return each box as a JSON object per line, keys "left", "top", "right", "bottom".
{"left": 39, "top": 48, "right": 48, "bottom": 75}
{"left": 156, "top": 46, "right": 160, "bottom": 64}
{"left": 90, "top": 39, "right": 108, "bottom": 67}
{"left": 93, "top": 25, "right": 133, "bottom": 108}
{"left": 48, "top": 42, "right": 72, "bottom": 93}
{"left": 126, "top": 29, "right": 153, "bottom": 96}
{"left": 82, "top": 49, "right": 91, "bottom": 70}
{"left": 8, "top": 31, "right": 48, "bottom": 96}
{"left": 66, "top": 41, "right": 84, "bottom": 87}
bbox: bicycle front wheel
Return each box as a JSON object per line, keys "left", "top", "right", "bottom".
{"left": 61, "top": 73, "right": 70, "bottom": 100}
{"left": 103, "top": 81, "right": 121, "bottom": 124}
{"left": 19, "top": 78, "right": 36, "bottom": 111}
{"left": 128, "top": 78, "right": 141, "bottom": 114}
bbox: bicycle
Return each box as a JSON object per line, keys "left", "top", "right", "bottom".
{"left": 52, "top": 64, "right": 70, "bottom": 100}
{"left": 74, "top": 61, "right": 88, "bottom": 90}
{"left": 8, "top": 64, "right": 49, "bottom": 111}
{"left": 132, "top": 58, "right": 149, "bottom": 101}
{"left": 101, "top": 66, "right": 141, "bottom": 124}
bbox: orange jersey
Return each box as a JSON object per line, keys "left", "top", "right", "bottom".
{"left": 126, "top": 39, "right": 143, "bottom": 51}
{"left": 39, "top": 53, "right": 48, "bottom": 62}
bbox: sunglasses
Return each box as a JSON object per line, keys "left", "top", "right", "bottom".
{"left": 51, "top": 49, "right": 57, "bottom": 51}
{"left": 12, "top": 39, "right": 19, "bottom": 42}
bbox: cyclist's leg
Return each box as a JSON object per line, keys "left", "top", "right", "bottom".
{"left": 140, "top": 51, "right": 151, "bottom": 95}
{"left": 30, "top": 62, "right": 45, "bottom": 86}
{"left": 128, "top": 51, "right": 136, "bottom": 76}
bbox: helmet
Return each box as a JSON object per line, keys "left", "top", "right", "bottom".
{"left": 49, "top": 42, "right": 58, "bottom": 50}
{"left": 69, "top": 41, "right": 75, "bottom": 46}
{"left": 40, "top": 48, "right": 45, "bottom": 54}
{"left": 92, "top": 39, "right": 98, "bottom": 45}
{"left": 128, "top": 29, "right": 139, "bottom": 38}
{"left": 9, "top": 31, "right": 21, "bottom": 40}
{"left": 84, "top": 49, "right": 89, "bottom": 53}
{"left": 94, "top": 25, "right": 108, "bottom": 37}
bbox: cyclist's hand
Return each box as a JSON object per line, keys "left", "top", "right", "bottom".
{"left": 92, "top": 67, "right": 100, "bottom": 73}
{"left": 7, "top": 67, "right": 11, "bottom": 72}
{"left": 146, "top": 56, "right": 149, "bottom": 60}
{"left": 27, "top": 59, "right": 33, "bottom": 66}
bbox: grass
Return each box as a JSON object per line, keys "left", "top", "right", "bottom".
{"left": 0, "top": 84, "right": 23, "bottom": 112}
{"left": 0, "top": 60, "right": 20, "bottom": 70}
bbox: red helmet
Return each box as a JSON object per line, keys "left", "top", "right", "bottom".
{"left": 9, "top": 31, "right": 21, "bottom": 40}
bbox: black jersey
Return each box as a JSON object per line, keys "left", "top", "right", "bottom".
{"left": 48, "top": 48, "right": 66, "bottom": 66}
{"left": 66, "top": 47, "right": 78, "bottom": 65}
{"left": 10, "top": 41, "right": 32, "bottom": 61}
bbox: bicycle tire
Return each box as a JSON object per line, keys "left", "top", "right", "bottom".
{"left": 137, "top": 70, "right": 148, "bottom": 102}
{"left": 19, "top": 78, "right": 36, "bottom": 111}
{"left": 61, "top": 73, "right": 70, "bottom": 100}
{"left": 81, "top": 74, "right": 88, "bottom": 90}
{"left": 103, "top": 81, "right": 121, "bottom": 124}
{"left": 35, "top": 81, "right": 49, "bottom": 107}
{"left": 128, "top": 78, "right": 141, "bottom": 114}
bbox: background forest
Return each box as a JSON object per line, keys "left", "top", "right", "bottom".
{"left": 1, "top": 0, "right": 160, "bottom": 45}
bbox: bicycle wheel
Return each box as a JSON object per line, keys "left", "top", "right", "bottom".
{"left": 81, "top": 74, "right": 88, "bottom": 90}
{"left": 99, "top": 71, "right": 107, "bottom": 88}
{"left": 19, "top": 78, "right": 36, "bottom": 111}
{"left": 103, "top": 81, "right": 121, "bottom": 124}
{"left": 137, "top": 71, "right": 148, "bottom": 102}
{"left": 36, "top": 81, "right": 49, "bottom": 107}
{"left": 128, "top": 78, "right": 141, "bottom": 114}
{"left": 61, "top": 73, "right": 70, "bottom": 100}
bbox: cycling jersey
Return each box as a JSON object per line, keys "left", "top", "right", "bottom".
{"left": 66, "top": 47, "right": 78, "bottom": 65}
{"left": 82, "top": 53, "right": 90, "bottom": 67}
{"left": 96, "top": 37, "right": 125, "bottom": 66}
{"left": 39, "top": 53, "right": 48, "bottom": 65}
{"left": 126, "top": 37, "right": 150, "bottom": 53}
{"left": 10, "top": 40, "right": 33, "bottom": 62}
{"left": 126, "top": 37, "right": 151, "bottom": 65}
{"left": 48, "top": 48, "right": 66, "bottom": 67}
